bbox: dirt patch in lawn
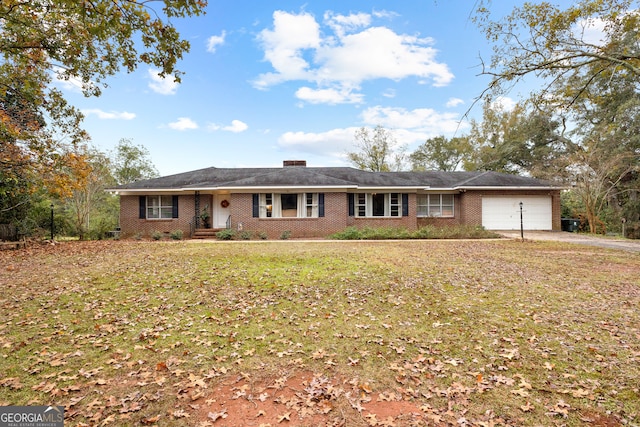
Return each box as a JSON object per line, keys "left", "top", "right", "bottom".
{"left": 192, "top": 370, "right": 425, "bottom": 426}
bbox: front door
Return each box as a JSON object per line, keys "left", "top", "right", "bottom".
{"left": 213, "top": 195, "right": 231, "bottom": 229}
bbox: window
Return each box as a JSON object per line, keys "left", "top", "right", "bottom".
{"left": 353, "top": 193, "right": 403, "bottom": 217}
{"left": 417, "top": 194, "right": 454, "bottom": 217}
{"left": 144, "top": 195, "right": 177, "bottom": 219}
{"left": 256, "top": 193, "right": 323, "bottom": 218}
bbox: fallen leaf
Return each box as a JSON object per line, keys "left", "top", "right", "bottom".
{"left": 207, "top": 409, "right": 227, "bottom": 422}
{"left": 277, "top": 412, "right": 291, "bottom": 423}
{"left": 520, "top": 402, "right": 534, "bottom": 412}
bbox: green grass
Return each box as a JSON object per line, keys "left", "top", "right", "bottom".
{"left": 0, "top": 240, "right": 638, "bottom": 426}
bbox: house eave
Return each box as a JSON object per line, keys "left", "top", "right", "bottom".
{"left": 106, "top": 188, "right": 188, "bottom": 195}
{"left": 354, "top": 186, "right": 426, "bottom": 192}
{"left": 454, "top": 186, "right": 565, "bottom": 191}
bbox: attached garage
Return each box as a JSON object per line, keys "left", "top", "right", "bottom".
{"left": 482, "top": 196, "right": 552, "bottom": 230}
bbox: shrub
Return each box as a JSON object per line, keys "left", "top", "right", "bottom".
{"left": 170, "top": 230, "right": 183, "bottom": 240}
{"left": 625, "top": 221, "right": 640, "bottom": 239}
{"left": 238, "top": 230, "right": 253, "bottom": 240}
{"left": 329, "top": 225, "right": 500, "bottom": 240}
{"left": 280, "top": 230, "right": 291, "bottom": 240}
{"left": 151, "top": 230, "right": 163, "bottom": 241}
{"left": 216, "top": 229, "right": 236, "bottom": 240}
{"left": 258, "top": 231, "right": 268, "bottom": 240}
{"left": 331, "top": 226, "right": 363, "bottom": 240}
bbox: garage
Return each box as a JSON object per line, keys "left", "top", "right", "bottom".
{"left": 482, "top": 196, "right": 552, "bottom": 230}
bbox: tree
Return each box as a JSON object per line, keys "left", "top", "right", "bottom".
{"left": 111, "top": 139, "right": 159, "bottom": 185}
{"left": 0, "top": 0, "right": 206, "bottom": 222}
{"left": 347, "top": 126, "right": 406, "bottom": 172}
{"left": 472, "top": 1, "right": 640, "bottom": 235}
{"left": 464, "top": 102, "right": 576, "bottom": 180}
{"left": 65, "top": 147, "right": 116, "bottom": 240}
{"left": 473, "top": 0, "right": 640, "bottom": 108}
{"left": 409, "top": 136, "right": 472, "bottom": 171}
{"left": 564, "top": 67, "right": 640, "bottom": 233}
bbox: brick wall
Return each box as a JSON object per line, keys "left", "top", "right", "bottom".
{"left": 230, "top": 193, "right": 350, "bottom": 239}
{"left": 119, "top": 189, "right": 561, "bottom": 238}
{"left": 458, "top": 190, "right": 562, "bottom": 230}
{"left": 346, "top": 193, "right": 418, "bottom": 231}
{"left": 119, "top": 195, "right": 196, "bottom": 238}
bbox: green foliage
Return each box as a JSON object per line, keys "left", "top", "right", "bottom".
{"left": 625, "top": 222, "right": 640, "bottom": 239}
{"left": 413, "top": 225, "right": 499, "bottom": 239}
{"left": 473, "top": 0, "right": 640, "bottom": 108}
{"left": 280, "top": 230, "right": 292, "bottom": 240}
{"left": 472, "top": 0, "right": 640, "bottom": 234}
{"left": 0, "top": 0, "right": 204, "bottom": 221}
{"left": 347, "top": 125, "right": 406, "bottom": 171}
{"left": 110, "top": 139, "right": 159, "bottom": 185}
{"left": 151, "top": 230, "right": 163, "bottom": 241}
{"left": 258, "top": 231, "right": 268, "bottom": 240}
{"left": 238, "top": 230, "right": 253, "bottom": 240}
{"left": 329, "top": 225, "right": 499, "bottom": 240}
{"left": 170, "top": 230, "right": 184, "bottom": 240}
{"left": 410, "top": 136, "right": 472, "bottom": 171}
{"left": 216, "top": 229, "right": 236, "bottom": 240}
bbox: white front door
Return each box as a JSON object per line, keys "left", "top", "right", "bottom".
{"left": 213, "top": 195, "right": 231, "bottom": 229}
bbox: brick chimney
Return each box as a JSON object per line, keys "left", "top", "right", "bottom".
{"left": 283, "top": 160, "right": 307, "bottom": 167}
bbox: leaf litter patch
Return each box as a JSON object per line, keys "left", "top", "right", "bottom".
{"left": 193, "top": 370, "right": 424, "bottom": 427}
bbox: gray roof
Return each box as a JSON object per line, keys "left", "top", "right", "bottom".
{"left": 111, "top": 166, "right": 560, "bottom": 192}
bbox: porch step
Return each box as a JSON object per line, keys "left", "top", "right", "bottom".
{"left": 192, "top": 228, "right": 222, "bottom": 239}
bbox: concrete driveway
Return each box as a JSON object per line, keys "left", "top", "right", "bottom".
{"left": 498, "top": 230, "right": 640, "bottom": 253}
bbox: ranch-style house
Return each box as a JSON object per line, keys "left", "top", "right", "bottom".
{"left": 110, "top": 160, "right": 562, "bottom": 239}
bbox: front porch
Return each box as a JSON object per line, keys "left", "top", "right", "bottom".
{"left": 190, "top": 191, "right": 232, "bottom": 238}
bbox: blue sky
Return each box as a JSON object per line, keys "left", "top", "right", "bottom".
{"left": 59, "top": 1, "right": 540, "bottom": 176}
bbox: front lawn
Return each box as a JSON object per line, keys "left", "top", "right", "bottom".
{"left": 0, "top": 240, "right": 638, "bottom": 426}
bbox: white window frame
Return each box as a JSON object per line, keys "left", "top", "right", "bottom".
{"left": 417, "top": 194, "right": 455, "bottom": 218}
{"left": 354, "top": 193, "right": 402, "bottom": 217}
{"left": 146, "top": 195, "right": 173, "bottom": 219}
{"left": 259, "top": 193, "right": 319, "bottom": 218}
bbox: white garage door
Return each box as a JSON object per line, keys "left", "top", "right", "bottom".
{"left": 482, "top": 196, "right": 552, "bottom": 230}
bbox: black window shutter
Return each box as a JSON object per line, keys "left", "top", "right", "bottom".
{"left": 318, "top": 193, "right": 325, "bottom": 217}
{"left": 252, "top": 194, "right": 259, "bottom": 218}
{"left": 402, "top": 193, "right": 409, "bottom": 216}
{"left": 139, "top": 196, "right": 146, "bottom": 219}
{"left": 172, "top": 195, "right": 179, "bottom": 218}
{"left": 348, "top": 194, "right": 354, "bottom": 216}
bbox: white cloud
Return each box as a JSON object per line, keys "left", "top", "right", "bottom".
{"left": 324, "top": 11, "right": 371, "bottom": 37}
{"left": 168, "top": 117, "right": 198, "bottom": 130}
{"left": 53, "top": 71, "right": 97, "bottom": 94}
{"left": 277, "top": 126, "right": 430, "bottom": 161}
{"left": 361, "top": 106, "right": 465, "bottom": 135}
{"left": 278, "top": 127, "right": 359, "bottom": 158}
{"left": 208, "top": 119, "right": 249, "bottom": 133}
{"left": 253, "top": 10, "right": 453, "bottom": 103}
{"left": 207, "top": 31, "right": 226, "bottom": 53}
{"left": 224, "top": 120, "right": 248, "bottom": 133}
{"left": 315, "top": 27, "right": 451, "bottom": 85}
{"left": 382, "top": 88, "right": 396, "bottom": 98}
{"left": 254, "top": 11, "right": 321, "bottom": 88}
{"left": 575, "top": 17, "right": 607, "bottom": 45}
{"left": 148, "top": 69, "right": 179, "bottom": 95}
{"left": 295, "top": 86, "right": 364, "bottom": 104}
{"left": 446, "top": 98, "right": 464, "bottom": 108}
{"left": 82, "top": 109, "right": 136, "bottom": 120}
{"left": 491, "top": 96, "right": 516, "bottom": 111}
